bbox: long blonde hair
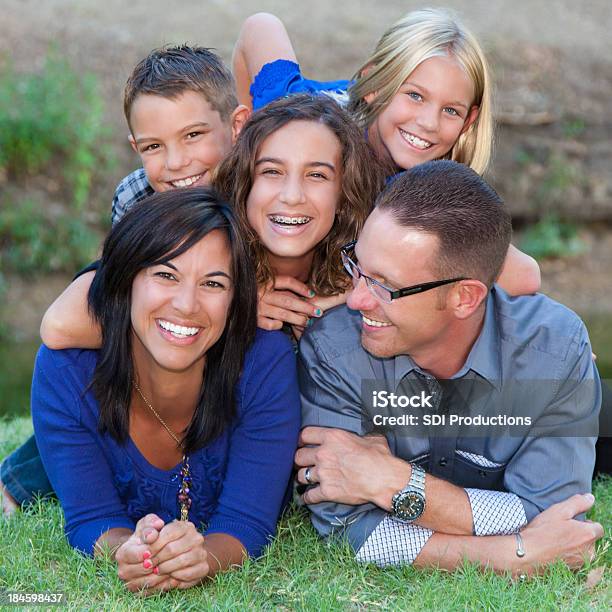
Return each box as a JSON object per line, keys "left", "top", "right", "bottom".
{"left": 348, "top": 7, "right": 493, "bottom": 174}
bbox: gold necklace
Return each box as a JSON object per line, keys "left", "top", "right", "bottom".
{"left": 133, "top": 380, "right": 183, "bottom": 449}
{"left": 132, "top": 380, "right": 192, "bottom": 521}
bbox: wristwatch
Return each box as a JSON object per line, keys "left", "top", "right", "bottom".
{"left": 391, "top": 464, "right": 426, "bottom": 522}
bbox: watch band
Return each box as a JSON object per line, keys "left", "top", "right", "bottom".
{"left": 391, "top": 463, "right": 427, "bottom": 522}
{"left": 408, "top": 464, "right": 426, "bottom": 494}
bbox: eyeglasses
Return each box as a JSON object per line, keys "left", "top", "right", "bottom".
{"left": 340, "top": 240, "right": 467, "bottom": 304}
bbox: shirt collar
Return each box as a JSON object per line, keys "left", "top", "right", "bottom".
{"left": 453, "top": 288, "right": 502, "bottom": 389}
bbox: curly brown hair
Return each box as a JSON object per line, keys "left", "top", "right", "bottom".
{"left": 213, "top": 94, "right": 385, "bottom": 296}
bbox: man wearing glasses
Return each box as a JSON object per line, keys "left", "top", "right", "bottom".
{"left": 295, "top": 161, "right": 602, "bottom": 576}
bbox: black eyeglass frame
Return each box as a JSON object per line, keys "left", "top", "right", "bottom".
{"left": 340, "top": 240, "right": 468, "bottom": 304}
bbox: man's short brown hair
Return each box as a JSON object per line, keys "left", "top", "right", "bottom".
{"left": 376, "top": 161, "right": 512, "bottom": 287}
{"left": 123, "top": 45, "right": 237, "bottom": 129}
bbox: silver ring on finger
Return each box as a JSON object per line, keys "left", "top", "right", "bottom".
{"left": 304, "top": 466, "right": 313, "bottom": 485}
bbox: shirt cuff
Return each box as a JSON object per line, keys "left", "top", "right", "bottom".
{"left": 465, "top": 488, "right": 527, "bottom": 535}
{"left": 355, "top": 516, "right": 433, "bottom": 567}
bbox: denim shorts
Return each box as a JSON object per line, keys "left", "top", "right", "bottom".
{"left": 1, "top": 434, "right": 53, "bottom": 505}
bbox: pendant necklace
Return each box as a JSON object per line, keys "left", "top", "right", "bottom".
{"left": 133, "top": 380, "right": 192, "bottom": 521}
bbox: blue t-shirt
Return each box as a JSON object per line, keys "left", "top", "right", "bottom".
{"left": 250, "top": 59, "right": 351, "bottom": 111}
{"left": 31, "top": 330, "right": 301, "bottom": 557}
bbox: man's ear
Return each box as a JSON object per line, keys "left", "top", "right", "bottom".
{"left": 128, "top": 134, "right": 138, "bottom": 154}
{"left": 231, "top": 105, "right": 251, "bottom": 142}
{"left": 460, "top": 105, "right": 480, "bottom": 135}
{"left": 451, "top": 279, "right": 488, "bottom": 319}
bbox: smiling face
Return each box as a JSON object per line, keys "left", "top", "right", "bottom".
{"left": 346, "top": 207, "right": 455, "bottom": 359}
{"left": 367, "top": 55, "right": 478, "bottom": 171}
{"left": 129, "top": 91, "right": 234, "bottom": 193}
{"left": 245, "top": 120, "right": 342, "bottom": 276}
{"left": 130, "top": 230, "right": 233, "bottom": 376}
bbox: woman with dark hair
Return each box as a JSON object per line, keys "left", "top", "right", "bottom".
{"left": 29, "top": 188, "right": 300, "bottom": 593}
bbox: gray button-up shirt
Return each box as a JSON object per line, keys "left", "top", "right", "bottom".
{"left": 298, "top": 287, "right": 600, "bottom": 555}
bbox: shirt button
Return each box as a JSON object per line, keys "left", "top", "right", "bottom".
{"left": 438, "top": 457, "right": 448, "bottom": 467}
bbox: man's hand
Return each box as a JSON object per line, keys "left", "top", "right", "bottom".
{"left": 295, "top": 426, "right": 408, "bottom": 505}
{"left": 519, "top": 493, "right": 604, "bottom": 575}
{"left": 116, "top": 514, "right": 179, "bottom": 594}
{"left": 148, "top": 520, "right": 210, "bottom": 589}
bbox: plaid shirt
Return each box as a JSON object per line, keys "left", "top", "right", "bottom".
{"left": 111, "top": 168, "right": 154, "bottom": 226}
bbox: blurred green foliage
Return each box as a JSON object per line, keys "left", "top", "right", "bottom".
{"left": 535, "top": 153, "right": 579, "bottom": 207}
{"left": 0, "top": 51, "right": 112, "bottom": 210}
{"left": 514, "top": 147, "right": 587, "bottom": 260}
{"left": 562, "top": 117, "right": 586, "bottom": 139}
{"left": 0, "top": 51, "right": 113, "bottom": 282}
{"left": 0, "top": 198, "right": 98, "bottom": 273}
{"left": 520, "top": 214, "right": 586, "bottom": 260}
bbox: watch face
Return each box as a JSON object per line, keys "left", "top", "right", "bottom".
{"left": 395, "top": 491, "right": 425, "bottom": 521}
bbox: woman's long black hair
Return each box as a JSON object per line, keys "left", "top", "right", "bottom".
{"left": 88, "top": 187, "right": 257, "bottom": 453}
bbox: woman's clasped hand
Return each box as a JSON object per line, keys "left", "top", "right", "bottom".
{"left": 116, "top": 515, "right": 212, "bottom": 593}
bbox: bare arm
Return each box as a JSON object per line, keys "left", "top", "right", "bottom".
{"left": 94, "top": 527, "right": 133, "bottom": 559}
{"left": 298, "top": 431, "right": 601, "bottom": 573}
{"left": 413, "top": 494, "right": 602, "bottom": 576}
{"left": 39, "top": 271, "right": 102, "bottom": 349}
{"left": 352, "top": 493, "right": 601, "bottom": 575}
{"left": 232, "top": 13, "right": 298, "bottom": 109}
{"left": 496, "top": 244, "right": 541, "bottom": 296}
{"left": 199, "top": 533, "right": 247, "bottom": 578}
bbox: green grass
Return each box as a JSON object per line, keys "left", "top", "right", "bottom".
{"left": 1, "top": 418, "right": 610, "bottom": 610}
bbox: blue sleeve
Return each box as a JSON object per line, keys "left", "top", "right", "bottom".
{"left": 298, "top": 331, "right": 384, "bottom": 552}
{"left": 205, "top": 331, "right": 301, "bottom": 557}
{"left": 31, "top": 347, "right": 134, "bottom": 555}
{"left": 250, "top": 59, "right": 351, "bottom": 111}
{"left": 504, "top": 321, "right": 600, "bottom": 521}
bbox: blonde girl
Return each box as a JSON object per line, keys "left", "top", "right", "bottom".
{"left": 233, "top": 7, "right": 540, "bottom": 294}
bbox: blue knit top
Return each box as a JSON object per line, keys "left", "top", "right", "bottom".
{"left": 31, "top": 330, "right": 301, "bottom": 557}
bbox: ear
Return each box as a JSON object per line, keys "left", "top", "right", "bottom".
{"left": 360, "top": 64, "right": 378, "bottom": 105}
{"left": 231, "top": 105, "right": 251, "bottom": 142}
{"left": 128, "top": 134, "right": 138, "bottom": 154}
{"left": 450, "top": 279, "right": 488, "bottom": 320}
{"left": 460, "top": 105, "right": 480, "bottom": 135}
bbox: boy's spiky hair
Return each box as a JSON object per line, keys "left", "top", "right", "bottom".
{"left": 123, "top": 45, "right": 238, "bottom": 128}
